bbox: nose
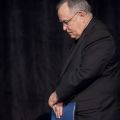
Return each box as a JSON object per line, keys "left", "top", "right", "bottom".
{"left": 63, "top": 24, "right": 67, "bottom": 31}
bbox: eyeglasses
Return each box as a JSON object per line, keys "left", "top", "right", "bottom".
{"left": 61, "top": 12, "right": 79, "bottom": 25}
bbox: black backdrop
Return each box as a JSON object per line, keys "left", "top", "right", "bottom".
{"left": 0, "top": 0, "right": 120, "bottom": 120}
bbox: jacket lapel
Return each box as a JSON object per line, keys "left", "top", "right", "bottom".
{"left": 60, "top": 18, "right": 97, "bottom": 78}
{"left": 60, "top": 34, "right": 86, "bottom": 77}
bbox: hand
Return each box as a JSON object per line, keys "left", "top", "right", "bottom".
{"left": 52, "top": 102, "right": 63, "bottom": 118}
{"left": 48, "top": 91, "right": 58, "bottom": 108}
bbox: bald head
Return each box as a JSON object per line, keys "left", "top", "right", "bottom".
{"left": 57, "top": 0, "right": 93, "bottom": 39}
{"left": 57, "top": 0, "right": 92, "bottom": 14}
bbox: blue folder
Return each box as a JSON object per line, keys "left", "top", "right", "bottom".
{"left": 51, "top": 102, "right": 76, "bottom": 120}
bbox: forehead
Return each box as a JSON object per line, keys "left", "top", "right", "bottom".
{"left": 58, "top": 2, "right": 72, "bottom": 20}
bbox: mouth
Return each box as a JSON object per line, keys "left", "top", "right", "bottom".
{"left": 68, "top": 33, "right": 74, "bottom": 38}
{"left": 67, "top": 32, "right": 72, "bottom": 35}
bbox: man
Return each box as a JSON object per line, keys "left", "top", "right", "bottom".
{"left": 48, "top": 0, "right": 120, "bottom": 120}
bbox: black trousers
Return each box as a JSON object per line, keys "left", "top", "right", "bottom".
{"left": 75, "top": 109, "right": 100, "bottom": 120}
{"left": 75, "top": 109, "right": 119, "bottom": 120}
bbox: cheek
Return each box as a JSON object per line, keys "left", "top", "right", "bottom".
{"left": 71, "top": 26, "right": 78, "bottom": 35}
{"left": 68, "top": 24, "right": 79, "bottom": 34}
{"left": 68, "top": 25, "right": 75, "bottom": 32}
{"left": 74, "top": 23, "right": 81, "bottom": 33}
{"left": 74, "top": 22, "right": 80, "bottom": 29}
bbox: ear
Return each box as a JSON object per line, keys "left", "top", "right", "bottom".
{"left": 78, "top": 11, "right": 87, "bottom": 17}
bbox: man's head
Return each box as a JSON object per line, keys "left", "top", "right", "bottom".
{"left": 57, "top": 0, "right": 93, "bottom": 39}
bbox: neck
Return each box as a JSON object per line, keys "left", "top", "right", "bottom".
{"left": 75, "top": 13, "right": 93, "bottom": 40}
{"left": 84, "top": 13, "right": 93, "bottom": 29}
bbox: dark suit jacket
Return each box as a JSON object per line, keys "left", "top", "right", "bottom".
{"left": 55, "top": 18, "right": 120, "bottom": 120}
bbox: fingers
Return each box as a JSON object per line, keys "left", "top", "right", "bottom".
{"left": 48, "top": 91, "right": 58, "bottom": 108}
{"left": 48, "top": 92, "right": 63, "bottom": 118}
{"left": 52, "top": 102, "right": 63, "bottom": 118}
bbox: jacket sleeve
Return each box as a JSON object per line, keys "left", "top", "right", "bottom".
{"left": 56, "top": 38, "right": 115, "bottom": 102}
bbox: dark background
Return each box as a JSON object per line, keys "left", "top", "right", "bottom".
{"left": 0, "top": 0, "right": 120, "bottom": 120}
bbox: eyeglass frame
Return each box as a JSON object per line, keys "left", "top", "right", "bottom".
{"left": 60, "top": 12, "right": 79, "bottom": 25}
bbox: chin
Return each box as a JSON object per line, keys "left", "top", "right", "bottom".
{"left": 70, "top": 34, "right": 80, "bottom": 40}
{"left": 70, "top": 35, "right": 77, "bottom": 39}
